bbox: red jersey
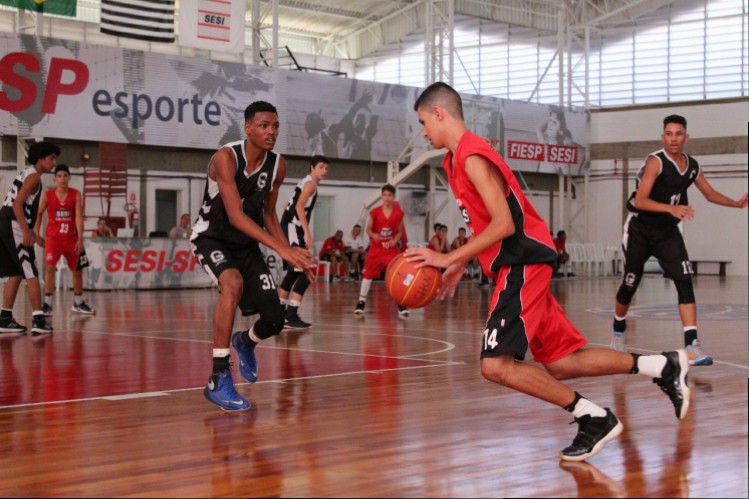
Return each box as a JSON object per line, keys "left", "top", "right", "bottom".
{"left": 443, "top": 131, "right": 557, "bottom": 278}
{"left": 368, "top": 204, "right": 405, "bottom": 251}
{"left": 45, "top": 188, "right": 79, "bottom": 238}
{"left": 319, "top": 237, "right": 345, "bottom": 258}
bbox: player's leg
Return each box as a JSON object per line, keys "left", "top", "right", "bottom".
{"left": 654, "top": 227, "right": 710, "bottom": 366}
{"left": 611, "top": 217, "right": 651, "bottom": 351}
{"left": 42, "top": 253, "right": 56, "bottom": 315}
{"left": 354, "top": 250, "right": 380, "bottom": 314}
{"left": 69, "top": 245, "right": 95, "bottom": 314}
{"left": 0, "top": 275, "right": 26, "bottom": 333}
{"left": 284, "top": 273, "right": 311, "bottom": 329}
{"left": 193, "top": 240, "right": 249, "bottom": 411}
{"left": 233, "top": 249, "right": 286, "bottom": 383}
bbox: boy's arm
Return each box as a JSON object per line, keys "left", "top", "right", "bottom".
{"left": 443, "top": 155, "right": 515, "bottom": 267}
{"left": 295, "top": 180, "right": 316, "bottom": 248}
{"left": 75, "top": 191, "right": 84, "bottom": 252}
{"left": 13, "top": 173, "right": 41, "bottom": 247}
{"left": 693, "top": 171, "right": 748, "bottom": 208}
{"left": 33, "top": 190, "right": 47, "bottom": 247}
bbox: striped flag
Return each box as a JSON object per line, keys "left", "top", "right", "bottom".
{"left": 179, "top": 0, "right": 246, "bottom": 53}
{"left": 100, "top": 0, "right": 176, "bottom": 43}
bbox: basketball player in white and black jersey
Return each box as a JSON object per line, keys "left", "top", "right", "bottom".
{"left": 611, "top": 115, "right": 748, "bottom": 365}
{"left": 191, "top": 101, "right": 315, "bottom": 411}
{"left": 0, "top": 141, "right": 59, "bottom": 335}
{"left": 278, "top": 155, "right": 329, "bottom": 329}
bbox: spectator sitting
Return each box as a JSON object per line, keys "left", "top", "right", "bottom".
{"left": 169, "top": 213, "right": 191, "bottom": 239}
{"left": 344, "top": 223, "right": 367, "bottom": 280}
{"left": 553, "top": 230, "right": 573, "bottom": 277}
{"left": 451, "top": 227, "right": 480, "bottom": 280}
{"left": 91, "top": 218, "right": 114, "bottom": 238}
{"left": 319, "top": 230, "right": 348, "bottom": 282}
{"left": 427, "top": 223, "right": 449, "bottom": 254}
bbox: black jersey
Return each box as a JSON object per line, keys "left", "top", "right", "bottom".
{"left": 1, "top": 167, "right": 42, "bottom": 226}
{"left": 626, "top": 149, "right": 700, "bottom": 226}
{"left": 280, "top": 175, "right": 317, "bottom": 227}
{"left": 192, "top": 140, "right": 280, "bottom": 247}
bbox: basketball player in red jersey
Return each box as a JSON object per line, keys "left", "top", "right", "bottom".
{"left": 33, "top": 164, "right": 95, "bottom": 315}
{"left": 353, "top": 184, "right": 409, "bottom": 317}
{"left": 406, "top": 82, "right": 690, "bottom": 462}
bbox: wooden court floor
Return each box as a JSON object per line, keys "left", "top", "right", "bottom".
{"left": 0, "top": 274, "right": 747, "bottom": 498}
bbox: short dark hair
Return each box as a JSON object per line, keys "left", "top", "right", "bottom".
{"left": 27, "top": 141, "right": 60, "bottom": 164}
{"left": 413, "top": 82, "right": 464, "bottom": 119}
{"left": 353, "top": 224, "right": 361, "bottom": 229}
{"left": 458, "top": 227, "right": 466, "bottom": 233}
{"left": 433, "top": 223, "right": 441, "bottom": 231}
{"left": 54, "top": 164, "right": 70, "bottom": 175}
{"left": 663, "top": 114, "right": 687, "bottom": 129}
{"left": 557, "top": 230, "right": 566, "bottom": 237}
{"left": 382, "top": 184, "right": 396, "bottom": 195}
{"left": 244, "top": 101, "right": 278, "bottom": 122}
{"left": 310, "top": 155, "right": 329, "bottom": 167}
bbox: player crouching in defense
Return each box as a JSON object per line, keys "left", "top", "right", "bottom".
{"left": 406, "top": 82, "right": 690, "bottom": 461}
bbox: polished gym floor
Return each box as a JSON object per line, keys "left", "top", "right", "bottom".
{"left": 0, "top": 273, "right": 746, "bottom": 497}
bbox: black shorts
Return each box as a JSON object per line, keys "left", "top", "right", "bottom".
{"left": 0, "top": 218, "right": 39, "bottom": 279}
{"left": 191, "top": 237, "right": 279, "bottom": 315}
{"left": 622, "top": 215, "right": 691, "bottom": 279}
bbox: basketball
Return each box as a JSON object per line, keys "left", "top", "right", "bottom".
{"left": 385, "top": 253, "right": 442, "bottom": 309}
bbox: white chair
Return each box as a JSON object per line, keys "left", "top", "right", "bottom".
{"left": 566, "top": 243, "right": 586, "bottom": 276}
{"left": 605, "top": 245, "right": 623, "bottom": 275}
{"left": 313, "top": 242, "right": 331, "bottom": 282}
{"left": 55, "top": 256, "right": 69, "bottom": 290}
{"left": 589, "top": 243, "right": 608, "bottom": 277}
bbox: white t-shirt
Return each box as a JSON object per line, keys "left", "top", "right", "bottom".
{"left": 344, "top": 233, "right": 366, "bottom": 251}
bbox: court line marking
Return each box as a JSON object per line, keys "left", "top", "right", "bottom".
{"left": 53, "top": 328, "right": 460, "bottom": 361}
{"left": 0, "top": 362, "right": 459, "bottom": 410}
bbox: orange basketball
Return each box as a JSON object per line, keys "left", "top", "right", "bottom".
{"left": 385, "top": 253, "right": 442, "bottom": 309}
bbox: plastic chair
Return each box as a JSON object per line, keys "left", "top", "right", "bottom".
{"left": 313, "top": 242, "right": 331, "bottom": 282}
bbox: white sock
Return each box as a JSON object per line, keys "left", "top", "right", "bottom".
{"left": 359, "top": 279, "right": 372, "bottom": 302}
{"left": 248, "top": 327, "right": 262, "bottom": 343}
{"left": 637, "top": 354, "right": 668, "bottom": 378}
{"left": 571, "top": 397, "right": 607, "bottom": 419}
{"left": 289, "top": 299, "right": 301, "bottom": 308}
{"left": 45, "top": 294, "right": 53, "bottom": 306}
{"left": 279, "top": 297, "right": 288, "bottom": 306}
{"left": 74, "top": 294, "right": 83, "bottom": 305}
{"left": 213, "top": 348, "right": 230, "bottom": 358}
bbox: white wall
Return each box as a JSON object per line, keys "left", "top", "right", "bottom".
{"left": 589, "top": 101, "right": 748, "bottom": 276}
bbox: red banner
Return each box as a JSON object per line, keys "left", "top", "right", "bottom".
{"left": 506, "top": 140, "right": 578, "bottom": 164}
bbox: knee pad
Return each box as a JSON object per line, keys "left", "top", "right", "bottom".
{"left": 280, "top": 270, "right": 298, "bottom": 291}
{"left": 616, "top": 271, "right": 642, "bottom": 305}
{"left": 291, "top": 274, "right": 310, "bottom": 295}
{"left": 674, "top": 278, "right": 695, "bottom": 304}
{"left": 253, "top": 300, "right": 285, "bottom": 339}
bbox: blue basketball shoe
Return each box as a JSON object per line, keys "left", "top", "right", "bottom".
{"left": 204, "top": 369, "right": 250, "bottom": 411}
{"left": 231, "top": 330, "right": 258, "bottom": 383}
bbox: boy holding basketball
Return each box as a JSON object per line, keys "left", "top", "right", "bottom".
{"left": 406, "top": 82, "right": 690, "bottom": 461}
{"left": 353, "top": 184, "right": 409, "bottom": 317}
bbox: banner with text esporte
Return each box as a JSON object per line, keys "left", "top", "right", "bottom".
{"left": 0, "top": 32, "right": 589, "bottom": 173}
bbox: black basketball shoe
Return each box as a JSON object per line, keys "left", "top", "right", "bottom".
{"left": 560, "top": 408, "right": 623, "bottom": 461}
{"left": 653, "top": 350, "right": 690, "bottom": 420}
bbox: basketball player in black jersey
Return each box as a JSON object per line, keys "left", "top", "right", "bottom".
{"left": 610, "top": 115, "right": 747, "bottom": 365}
{"left": 191, "top": 101, "right": 315, "bottom": 411}
{"left": 278, "top": 155, "right": 329, "bottom": 329}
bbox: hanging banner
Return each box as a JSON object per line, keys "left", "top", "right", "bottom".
{"left": 179, "top": 0, "right": 245, "bottom": 53}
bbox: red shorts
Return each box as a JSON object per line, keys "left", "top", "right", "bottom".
{"left": 45, "top": 236, "right": 81, "bottom": 271}
{"left": 362, "top": 247, "right": 401, "bottom": 280}
{"left": 484, "top": 263, "right": 587, "bottom": 364}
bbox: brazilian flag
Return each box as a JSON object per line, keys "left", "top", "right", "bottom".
{"left": 0, "top": 0, "right": 76, "bottom": 16}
